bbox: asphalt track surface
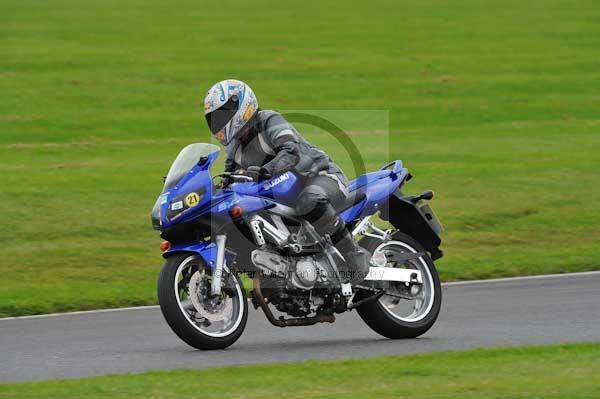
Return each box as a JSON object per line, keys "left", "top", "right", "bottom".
{"left": 1, "top": 272, "right": 599, "bottom": 382}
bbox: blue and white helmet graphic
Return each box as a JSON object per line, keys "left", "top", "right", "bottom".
{"left": 203, "top": 79, "right": 258, "bottom": 145}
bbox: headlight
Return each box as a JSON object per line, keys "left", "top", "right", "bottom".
{"left": 150, "top": 196, "right": 163, "bottom": 230}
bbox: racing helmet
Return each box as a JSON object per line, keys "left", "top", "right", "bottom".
{"left": 203, "top": 79, "right": 258, "bottom": 145}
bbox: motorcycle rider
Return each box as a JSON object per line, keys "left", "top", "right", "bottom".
{"left": 203, "top": 79, "right": 370, "bottom": 283}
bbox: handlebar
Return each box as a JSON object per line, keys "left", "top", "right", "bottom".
{"left": 230, "top": 174, "right": 254, "bottom": 182}
{"left": 213, "top": 173, "right": 255, "bottom": 188}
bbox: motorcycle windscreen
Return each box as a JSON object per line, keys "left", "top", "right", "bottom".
{"left": 163, "top": 143, "right": 220, "bottom": 191}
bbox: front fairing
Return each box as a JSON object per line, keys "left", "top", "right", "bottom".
{"left": 151, "top": 144, "right": 220, "bottom": 231}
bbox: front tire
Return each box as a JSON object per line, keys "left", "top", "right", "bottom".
{"left": 356, "top": 232, "right": 442, "bottom": 339}
{"left": 157, "top": 253, "right": 248, "bottom": 350}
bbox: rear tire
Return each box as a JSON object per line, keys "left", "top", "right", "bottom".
{"left": 356, "top": 232, "right": 441, "bottom": 339}
{"left": 157, "top": 253, "right": 248, "bottom": 350}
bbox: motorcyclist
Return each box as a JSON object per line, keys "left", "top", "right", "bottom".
{"left": 203, "top": 79, "right": 370, "bottom": 283}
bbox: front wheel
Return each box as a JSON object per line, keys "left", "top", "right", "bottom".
{"left": 157, "top": 253, "right": 248, "bottom": 350}
{"left": 356, "top": 232, "right": 442, "bottom": 339}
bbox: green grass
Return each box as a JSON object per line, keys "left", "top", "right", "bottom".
{"left": 2, "top": 343, "right": 599, "bottom": 398}
{"left": 2, "top": 0, "right": 600, "bottom": 316}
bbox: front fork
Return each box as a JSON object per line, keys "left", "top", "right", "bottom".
{"left": 211, "top": 234, "right": 227, "bottom": 296}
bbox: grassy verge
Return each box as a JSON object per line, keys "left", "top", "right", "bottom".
{"left": 2, "top": 0, "right": 600, "bottom": 316}
{"left": 1, "top": 343, "right": 599, "bottom": 398}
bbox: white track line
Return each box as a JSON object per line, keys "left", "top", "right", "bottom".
{"left": 0, "top": 305, "right": 159, "bottom": 322}
{"left": 442, "top": 270, "right": 600, "bottom": 286}
{"left": 1, "top": 271, "right": 598, "bottom": 322}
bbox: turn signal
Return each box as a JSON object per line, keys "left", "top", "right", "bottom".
{"left": 159, "top": 241, "right": 171, "bottom": 252}
{"left": 229, "top": 206, "right": 244, "bottom": 218}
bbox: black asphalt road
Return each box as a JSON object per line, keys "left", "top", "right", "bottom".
{"left": 1, "top": 272, "right": 599, "bottom": 383}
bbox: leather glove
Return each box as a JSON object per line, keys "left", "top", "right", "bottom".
{"left": 217, "top": 174, "right": 234, "bottom": 188}
{"left": 245, "top": 166, "right": 270, "bottom": 181}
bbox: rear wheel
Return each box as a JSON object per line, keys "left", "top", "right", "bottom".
{"left": 356, "top": 232, "right": 441, "bottom": 339}
{"left": 157, "top": 253, "right": 248, "bottom": 350}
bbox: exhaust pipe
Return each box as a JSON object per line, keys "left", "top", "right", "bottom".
{"left": 252, "top": 277, "right": 335, "bottom": 327}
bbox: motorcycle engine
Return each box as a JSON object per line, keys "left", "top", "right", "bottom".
{"left": 251, "top": 249, "right": 324, "bottom": 290}
{"left": 251, "top": 249, "right": 340, "bottom": 317}
{"left": 293, "top": 258, "right": 318, "bottom": 289}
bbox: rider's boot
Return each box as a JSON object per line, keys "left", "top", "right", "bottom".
{"left": 303, "top": 200, "right": 371, "bottom": 284}
{"left": 330, "top": 220, "right": 371, "bottom": 284}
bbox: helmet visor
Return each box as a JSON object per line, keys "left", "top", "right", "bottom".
{"left": 205, "top": 96, "right": 239, "bottom": 135}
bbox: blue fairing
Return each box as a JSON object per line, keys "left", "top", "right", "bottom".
{"left": 340, "top": 162, "right": 409, "bottom": 222}
{"left": 163, "top": 241, "right": 215, "bottom": 261}
{"left": 158, "top": 149, "right": 221, "bottom": 230}
{"left": 154, "top": 145, "right": 408, "bottom": 266}
{"left": 229, "top": 171, "right": 302, "bottom": 204}
{"left": 162, "top": 241, "right": 234, "bottom": 265}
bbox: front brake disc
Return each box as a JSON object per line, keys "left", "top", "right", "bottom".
{"left": 188, "top": 271, "right": 233, "bottom": 322}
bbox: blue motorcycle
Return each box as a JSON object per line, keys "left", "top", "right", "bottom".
{"left": 151, "top": 143, "right": 444, "bottom": 349}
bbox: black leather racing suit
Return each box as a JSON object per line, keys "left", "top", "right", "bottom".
{"left": 224, "top": 110, "right": 369, "bottom": 282}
